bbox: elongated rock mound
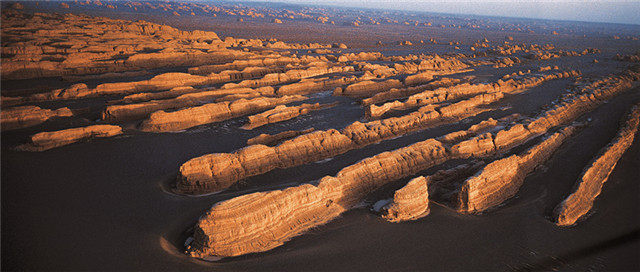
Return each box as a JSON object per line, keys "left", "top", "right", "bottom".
{"left": 381, "top": 176, "right": 430, "bottom": 222}
{"left": 16, "top": 125, "right": 123, "bottom": 151}
{"left": 139, "top": 95, "right": 306, "bottom": 132}
{"left": 1, "top": 106, "right": 73, "bottom": 131}
{"left": 458, "top": 125, "right": 578, "bottom": 213}
{"left": 554, "top": 103, "right": 640, "bottom": 226}
{"left": 241, "top": 102, "right": 336, "bottom": 130}
{"left": 188, "top": 138, "right": 449, "bottom": 258}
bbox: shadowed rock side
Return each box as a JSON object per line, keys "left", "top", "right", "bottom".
{"left": 246, "top": 128, "right": 315, "bottom": 146}
{"left": 554, "top": 103, "right": 640, "bottom": 226}
{"left": 381, "top": 161, "right": 485, "bottom": 222}
{"left": 138, "top": 95, "right": 307, "bottom": 132}
{"left": 242, "top": 102, "right": 337, "bottom": 130}
{"left": 380, "top": 176, "right": 430, "bottom": 222}
{"left": 1, "top": 106, "right": 73, "bottom": 131}
{"left": 457, "top": 125, "right": 578, "bottom": 213}
{"left": 15, "top": 125, "right": 123, "bottom": 152}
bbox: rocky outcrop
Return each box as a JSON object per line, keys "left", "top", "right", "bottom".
{"left": 554, "top": 103, "right": 640, "bottom": 226}
{"left": 246, "top": 128, "right": 315, "bottom": 146}
{"left": 177, "top": 91, "right": 505, "bottom": 194}
{"left": 1, "top": 11, "right": 226, "bottom": 80}
{"left": 276, "top": 76, "right": 358, "bottom": 95}
{"left": 221, "top": 65, "right": 354, "bottom": 90}
{"left": 1, "top": 106, "right": 73, "bottom": 131}
{"left": 242, "top": 102, "right": 337, "bottom": 129}
{"left": 139, "top": 95, "right": 306, "bottom": 132}
{"left": 367, "top": 70, "right": 580, "bottom": 118}
{"left": 28, "top": 68, "right": 274, "bottom": 103}
{"left": 188, "top": 56, "right": 302, "bottom": 75}
{"left": 380, "top": 176, "right": 430, "bottom": 222}
{"left": 457, "top": 125, "right": 578, "bottom": 213}
{"left": 361, "top": 77, "right": 463, "bottom": 106}
{"left": 188, "top": 138, "right": 448, "bottom": 258}
{"left": 16, "top": 125, "right": 122, "bottom": 151}
{"left": 102, "top": 86, "right": 275, "bottom": 122}
{"left": 335, "top": 79, "right": 403, "bottom": 97}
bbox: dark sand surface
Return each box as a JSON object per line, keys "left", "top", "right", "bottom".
{"left": 2, "top": 2, "right": 640, "bottom": 271}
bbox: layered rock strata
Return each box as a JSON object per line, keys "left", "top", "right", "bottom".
{"left": 246, "top": 128, "right": 315, "bottom": 146}
{"left": 188, "top": 138, "right": 449, "bottom": 258}
{"left": 102, "top": 86, "right": 275, "bottom": 122}
{"left": 242, "top": 102, "right": 337, "bottom": 130}
{"left": 177, "top": 92, "right": 505, "bottom": 194}
{"left": 361, "top": 77, "right": 463, "bottom": 106}
{"left": 554, "top": 103, "right": 640, "bottom": 226}
{"left": 457, "top": 125, "right": 578, "bottom": 213}
{"left": 16, "top": 125, "right": 123, "bottom": 151}
{"left": 367, "top": 70, "right": 580, "bottom": 118}
{"left": 1, "top": 11, "right": 228, "bottom": 80}
{"left": 380, "top": 176, "right": 430, "bottom": 222}
{"left": 1, "top": 106, "right": 73, "bottom": 131}
{"left": 139, "top": 95, "right": 307, "bottom": 132}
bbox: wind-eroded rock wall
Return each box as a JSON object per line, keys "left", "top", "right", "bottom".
{"left": 139, "top": 95, "right": 307, "bottom": 132}
{"left": 241, "top": 102, "right": 337, "bottom": 130}
{"left": 188, "top": 138, "right": 448, "bottom": 258}
{"left": 1, "top": 106, "right": 73, "bottom": 131}
{"left": 16, "top": 125, "right": 122, "bottom": 151}
{"left": 177, "top": 91, "right": 504, "bottom": 194}
{"left": 457, "top": 125, "right": 577, "bottom": 213}
{"left": 380, "top": 176, "right": 430, "bottom": 222}
{"left": 554, "top": 103, "right": 640, "bottom": 226}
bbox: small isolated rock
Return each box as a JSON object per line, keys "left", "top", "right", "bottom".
{"left": 332, "top": 43, "right": 347, "bottom": 49}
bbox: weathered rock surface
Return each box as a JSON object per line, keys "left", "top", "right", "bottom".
{"left": 16, "top": 125, "right": 122, "bottom": 151}
{"left": 457, "top": 125, "right": 577, "bottom": 213}
{"left": 188, "top": 138, "right": 448, "bottom": 258}
{"left": 1, "top": 106, "right": 73, "bottom": 131}
{"left": 380, "top": 176, "right": 430, "bottom": 222}
{"left": 177, "top": 91, "right": 504, "bottom": 194}
{"left": 361, "top": 77, "right": 463, "bottom": 106}
{"left": 242, "top": 102, "right": 337, "bottom": 129}
{"left": 367, "top": 70, "right": 580, "bottom": 118}
{"left": 246, "top": 128, "right": 315, "bottom": 146}
{"left": 1, "top": 11, "right": 226, "bottom": 80}
{"left": 102, "top": 86, "right": 275, "bottom": 122}
{"left": 554, "top": 103, "right": 640, "bottom": 226}
{"left": 139, "top": 95, "right": 306, "bottom": 132}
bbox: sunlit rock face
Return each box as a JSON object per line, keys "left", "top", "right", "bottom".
{"left": 554, "top": 103, "right": 640, "bottom": 226}
{"left": 2, "top": 4, "right": 639, "bottom": 268}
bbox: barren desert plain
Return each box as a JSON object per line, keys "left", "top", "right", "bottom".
{"left": 1, "top": 0, "right": 640, "bottom": 271}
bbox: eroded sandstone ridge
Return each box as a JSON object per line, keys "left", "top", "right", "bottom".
{"left": 554, "top": 103, "right": 640, "bottom": 226}
{"left": 380, "top": 176, "right": 430, "bottom": 222}
{"left": 176, "top": 69, "right": 580, "bottom": 194}
{"left": 3, "top": 4, "right": 639, "bottom": 265}
{"left": 16, "top": 125, "right": 123, "bottom": 151}
{"left": 457, "top": 125, "right": 578, "bottom": 213}
{"left": 1, "top": 106, "right": 73, "bottom": 131}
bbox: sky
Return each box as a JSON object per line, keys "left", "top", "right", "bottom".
{"left": 277, "top": 0, "right": 640, "bottom": 25}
